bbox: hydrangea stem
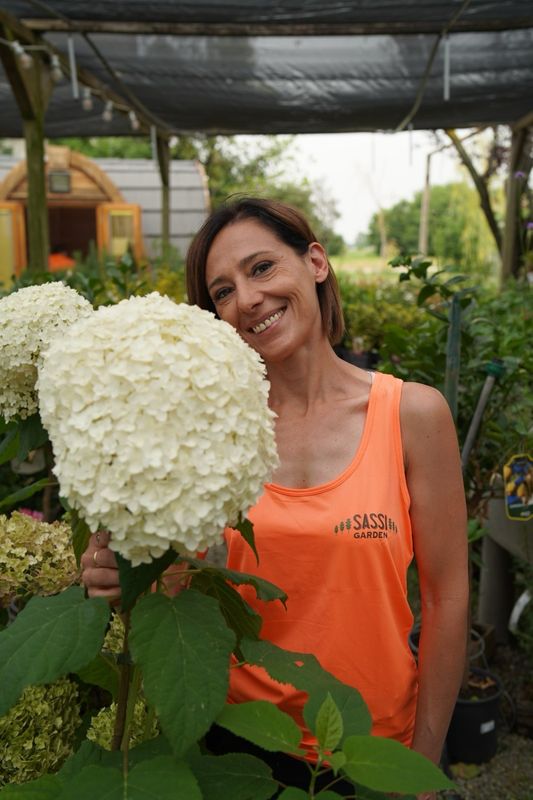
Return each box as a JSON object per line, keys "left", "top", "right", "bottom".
{"left": 111, "top": 610, "right": 132, "bottom": 756}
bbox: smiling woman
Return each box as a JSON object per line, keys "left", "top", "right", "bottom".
{"left": 83, "top": 196, "right": 469, "bottom": 798}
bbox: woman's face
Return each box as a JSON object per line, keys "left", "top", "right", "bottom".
{"left": 205, "top": 218, "right": 328, "bottom": 363}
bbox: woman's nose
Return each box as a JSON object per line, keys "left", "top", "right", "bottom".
{"left": 236, "top": 282, "right": 262, "bottom": 312}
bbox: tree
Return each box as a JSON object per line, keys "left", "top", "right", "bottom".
{"left": 56, "top": 135, "right": 345, "bottom": 254}
{"left": 365, "top": 182, "right": 497, "bottom": 271}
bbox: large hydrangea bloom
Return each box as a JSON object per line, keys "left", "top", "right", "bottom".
{"left": 0, "top": 282, "right": 92, "bottom": 421}
{"left": 38, "top": 293, "right": 278, "bottom": 565}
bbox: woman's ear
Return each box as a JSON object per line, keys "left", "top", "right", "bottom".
{"left": 308, "top": 242, "right": 329, "bottom": 284}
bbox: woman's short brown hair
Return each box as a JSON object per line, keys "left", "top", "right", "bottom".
{"left": 186, "top": 196, "right": 345, "bottom": 345}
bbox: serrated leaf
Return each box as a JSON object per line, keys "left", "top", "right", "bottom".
{"left": 189, "top": 752, "right": 276, "bottom": 800}
{"left": 181, "top": 556, "right": 287, "bottom": 605}
{"left": 17, "top": 413, "right": 48, "bottom": 461}
{"left": 0, "top": 478, "right": 51, "bottom": 511}
{"left": 128, "top": 736, "right": 173, "bottom": 768}
{"left": 116, "top": 548, "right": 178, "bottom": 612}
{"left": 341, "top": 736, "right": 455, "bottom": 793}
{"left": 241, "top": 639, "right": 371, "bottom": 741}
{"left": 216, "top": 701, "right": 302, "bottom": 754}
{"left": 190, "top": 571, "right": 262, "bottom": 645}
{"left": 75, "top": 652, "right": 120, "bottom": 699}
{"left": 0, "top": 587, "right": 110, "bottom": 716}
{"left": 315, "top": 692, "right": 343, "bottom": 752}
{"left": 234, "top": 517, "right": 259, "bottom": 563}
{"left": 129, "top": 591, "right": 235, "bottom": 756}
{"left": 0, "top": 775, "right": 62, "bottom": 799}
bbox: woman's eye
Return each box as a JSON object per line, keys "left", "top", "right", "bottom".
{"left": 214, "top": 287, "right": 231, "bottom": 302}
{"left": 253, "top": 261, "right": 273, "bottom": 276}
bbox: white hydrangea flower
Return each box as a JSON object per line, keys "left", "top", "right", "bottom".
{"left": 0, "top": 283, "right": 93, "bottom": 421}
{"left": 38, "top": 293, "right": 278, "bottom": 565}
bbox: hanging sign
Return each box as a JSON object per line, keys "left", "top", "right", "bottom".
{"left": 503, "top": 454, "right": 533, "bottom": 521}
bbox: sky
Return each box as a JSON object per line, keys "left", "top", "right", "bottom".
{"left": 288, "top": 130, "right": 466, "bottom": 244}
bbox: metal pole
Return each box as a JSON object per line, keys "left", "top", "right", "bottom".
{"left": 461, "top": 359, "right": 505, "bottom": 471}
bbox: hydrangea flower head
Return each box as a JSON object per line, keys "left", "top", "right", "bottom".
{"left": 0, "top": 282, "right": 92, "bottom": 421}
{"left": 0, "top": 512, "right": 78, "bottom": 605}
{"left": 38, "top": 293, "right": 279, "bottom": 565}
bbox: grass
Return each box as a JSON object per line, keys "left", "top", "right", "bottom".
{"left": 330, "top": 247, "right": 394, "bottom": 280}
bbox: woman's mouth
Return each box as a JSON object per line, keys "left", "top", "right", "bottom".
{"left": 250, "top": 308, "right": 285, "bottom": 334}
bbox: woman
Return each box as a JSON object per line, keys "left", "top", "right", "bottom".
{"left": 82, "top": 198, "right": 469, "bottom": 798}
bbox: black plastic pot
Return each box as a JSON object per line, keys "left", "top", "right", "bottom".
{"left": 446, "top": 667, "right": 503, "bottom": 764}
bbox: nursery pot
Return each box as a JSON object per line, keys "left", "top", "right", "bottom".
{"left": 446, "top": 667, "right": 503, "bottom": 764}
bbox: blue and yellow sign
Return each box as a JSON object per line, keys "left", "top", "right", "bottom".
{"left": 503, "top": 454, "right": 533, "bottom": 521}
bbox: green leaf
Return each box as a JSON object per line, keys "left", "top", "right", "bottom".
{"left": 189, "top": 753, "right": 276, "bottom": 800}
{"left": 216, "top": 701, "right": 302, "bottom": 754}
{"left": 315, "top": 792, "right": 347, "bottom": 799}
{"left": 0, "top": 425, "right": 19, "bottom": 466}
{"left": 326, "top": 751, "right": 346, "bottom": 774}
{"left": 75, "top": 652, "right": 120, "bottom": 699}
{"left": 127, "top": 757, "right": 202, "bottom": 800}
{"left": 0, "top": 587, "right": 110, "bottom": 715}
{"left": 0, "top": 775, "right": 62, "bottom": 799}
{"left": 276, "top": 790, "right": 309, "bottom": 800}
{"left": 128, "top": 735, "right": 173, "bottom": 768}
{"left": 0, "top": 477, "right": 51, "bottom": 511}
{"left": 181, "top": 556, "right": 287, "bottom": 605}
{"left": 190, "top": 571, "right": 262, "bottom": 646}
{"left": 58, "top": 758, "right": 202, "bottom": 800}
{"left": 116, "top": 548, "right": 178, "bottom": 612}
{"left": 315, "top": 692, "right": 343, "bottom": 752}
{"left": 17, "top": 414, "right": 48, "bottom": 461}
{"left": 241, "top": 639, "right": 371, "bottom": 741}
{"left": 69, "top": 509, "right": 92, "bottom": 569}
{"left": 341, "top": 736, "right": 455, "bottom": 793}
{"left": 416, "top": 284, "right": 437, "bottom": 307}
{"left": 234, "top": 516, "right": 259, "bottom": 564}
{"left": 129, "top": 591, "right": 235, "bottom": 756}
{"left": 57, "top": 741, "right": 120, "bottom": 782}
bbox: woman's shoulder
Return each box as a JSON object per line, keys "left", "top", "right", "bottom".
{"left": 399, "top": 381, "right": 458, "bottom": 465}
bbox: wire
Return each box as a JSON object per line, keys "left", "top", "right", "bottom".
{"left": 394, "top": 0, "right": 474, "bottom": 132}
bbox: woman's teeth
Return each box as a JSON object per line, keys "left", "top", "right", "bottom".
{"left": 251, "top": 309, "right": 284, "bottom": 334}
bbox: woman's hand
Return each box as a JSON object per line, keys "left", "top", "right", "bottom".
{"left": 80, "top": 531, "right": 121, "bottom": 601}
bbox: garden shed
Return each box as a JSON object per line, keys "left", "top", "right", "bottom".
{"left": 0, "top": 145, "right": 209, "bottom": 283}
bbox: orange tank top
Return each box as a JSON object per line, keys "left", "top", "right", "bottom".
{"left": 225, "top": 371, "right": 418, "bottom": 755}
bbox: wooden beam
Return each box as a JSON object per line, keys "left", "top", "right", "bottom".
{"left": 20, "top": 17, "right": 533, "bottom": 36}
{"left": 155, "top": 134, "right": 170, "bottom": 252}
{"left": 0, "top": 21, "right": 51, "bottom": 271}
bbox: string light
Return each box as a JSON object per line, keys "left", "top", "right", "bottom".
{"left": 102, "top": 100, "right": 113, "bottom": 122}
{"left": 11, "top": 40, "right": 33, "bottom": 69}
{"left": 82, "top": 87, "right": 93, "bottom": 111}
{"left": 128, "top": 110, "right": 140, "bottom": 131}
{"left": 50, "top": 53, "right": 62, "bottom": 82}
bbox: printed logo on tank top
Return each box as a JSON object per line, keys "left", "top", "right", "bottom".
{"left": 333, "top": 512, "right": 398, "bottom": 539}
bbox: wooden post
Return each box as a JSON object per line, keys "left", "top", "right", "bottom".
{"left": 501, "top": 127, "right": 528, "bottom": 285}
{"left": 418, "top": 151, "right": 431, "bottom": 254}
{"left": 0, "top": 23, "right": 52, "bottom": 272}
{"left": 155, "top": 134, "right": 170, "bottom": 254}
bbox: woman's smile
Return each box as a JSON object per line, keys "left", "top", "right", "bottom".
{"left": 248, "top": 307, "right": 286, "bottom": 335}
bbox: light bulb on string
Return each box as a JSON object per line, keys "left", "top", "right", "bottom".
{"left": 129, "top": 110, "right": 140, "bottom": 131}
{"left": 50, "top": 53, "right": 63, "bottom": 82}
{"left": 82, "top": 87, "right": 93, "bottom": 111}
{"left": 102, "top": 100, "right": 113, "bottom": 122}
{"left": 12, "top": 40, "right": 33, "bottom": 69}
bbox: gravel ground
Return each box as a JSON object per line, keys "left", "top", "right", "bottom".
{"left": 446, "top": 643, "right": 533, "bottom": 800}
